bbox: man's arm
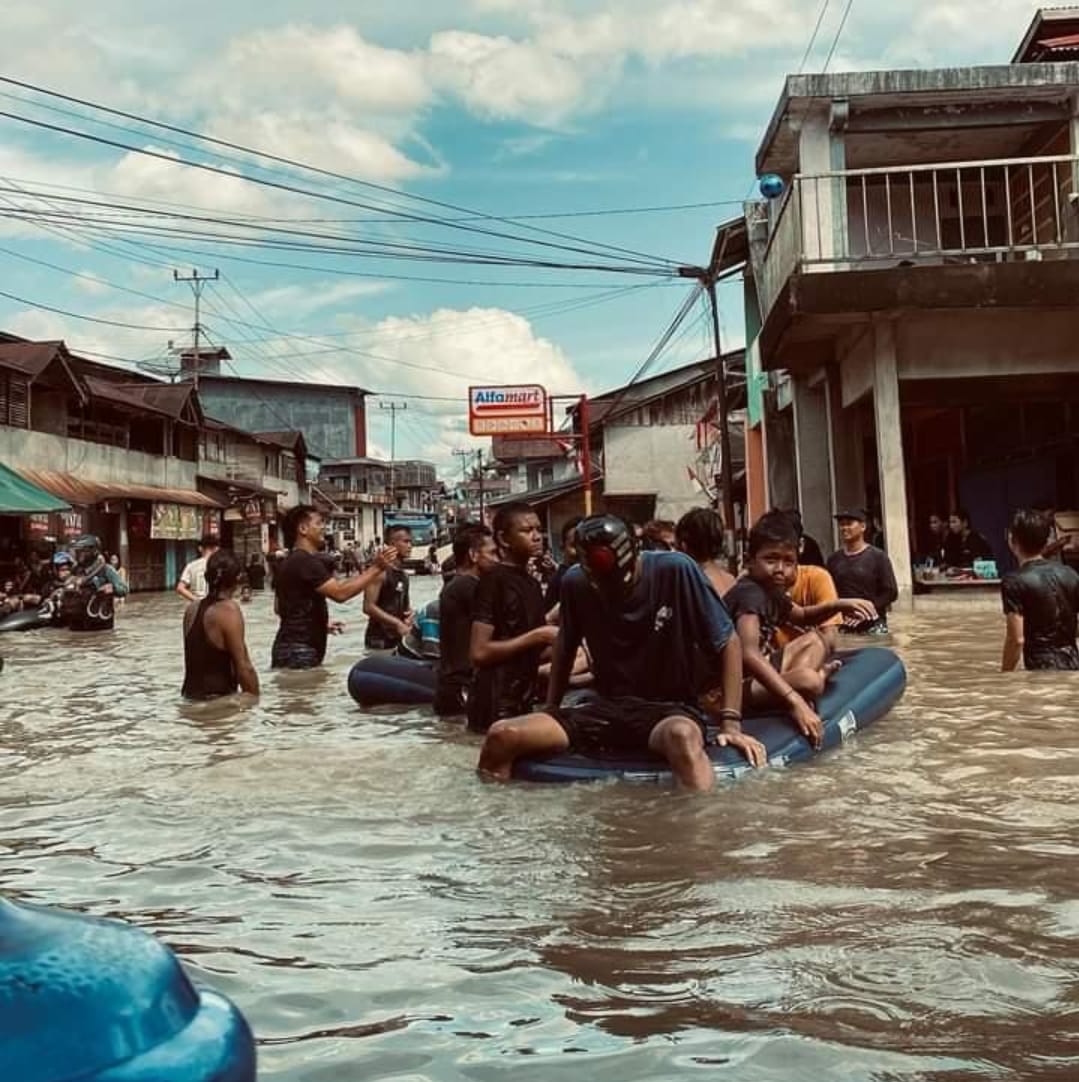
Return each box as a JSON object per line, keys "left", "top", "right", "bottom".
{"left": 791, "top": 597, "right": 877, "bottom": 626}
{"left": 175, "top": 566, "right": 196, "bottom": 603}
{"left": 101, "top": 565, "right": 129, "bottom": 597}
{"left": 470, "top": 620, "right": 558, "bottom": 668}
{"left": 875, "top": 552, "right": 899, "bottom": 611}
{"left": 1001, "top": 613, "right": 1024, "bottom": 672}
{"left": 217, "top": 603, "right": 260, "bottom": 695}
{"left": 325, "top": 548, "right": 397, "bottom": 605}
{"left": 735, "top": 614, "right": 823, "bottom": 749}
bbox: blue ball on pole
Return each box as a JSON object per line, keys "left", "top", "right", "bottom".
{"left": 758, "top": 174, "right": 785, "bottom": 200}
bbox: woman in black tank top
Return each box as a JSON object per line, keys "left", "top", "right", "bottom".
{"left": 182, "top": 550, "right": 260, "bottom": 700}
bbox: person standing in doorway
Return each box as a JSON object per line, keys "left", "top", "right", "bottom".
{"left": 1000, "top": 509, "right": 1079, "bottom": 671}
{"left": 827, "top": 509, "right": 898, "bottom": 634}
{"left": 176, "top": 535, "right": 220, "bottom": 602}
{"left": 363, "top": 525, "right": 414, "bottom": 651}
{"left": 182, "top": 550, "right": 260, "bottom": 700}
{"left": 272, "top": 505, "right": 397, "bottom": 669}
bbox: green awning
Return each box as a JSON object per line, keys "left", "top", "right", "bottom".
{"left": 0, "top": 462, "right": 70, "bottom": 514}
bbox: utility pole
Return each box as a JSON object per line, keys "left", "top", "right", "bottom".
{"left": 379, "top": 400, "right": 407, "bottom": 507}
{"left": 477, "top": 448, "right": 485, "bottom": 522}
{"left": 173, "top": 268, "right": 219, "bottom": 390}
{"left": 678, "top": 262, "right": 737, "bottom": 571}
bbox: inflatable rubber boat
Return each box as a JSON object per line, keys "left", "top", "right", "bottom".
{"left": 0, "top": 897, "right": 255, "bottom": 1081}
{"left": 348, "top": 653, "right": 437, "bottom": 707}
{"left": 513, "top": 647, "right": 906, "bottom": 784}
{"left": 0, "top": 603, "right": 54, "bottom": 633}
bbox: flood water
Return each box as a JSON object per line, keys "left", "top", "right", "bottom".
{"left": 1, "top": 578, "right": 1077, "bottom": 1081}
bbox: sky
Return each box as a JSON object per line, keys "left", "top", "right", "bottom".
{"left": 0, "top": 0, "right": 1044, "bottom": 471}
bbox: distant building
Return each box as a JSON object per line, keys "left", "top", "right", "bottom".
{"left": 186, "top": 353, "right": 369, "bottom": 462}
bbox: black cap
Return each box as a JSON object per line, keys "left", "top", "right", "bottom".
{"left": 833, "top": 508, "right": 868, "bottom": 523}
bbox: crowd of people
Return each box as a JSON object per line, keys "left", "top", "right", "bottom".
{"left": 0, "top": 537, "right": 128, "bottom": 630}
{"left": 164, "top": 495, "right": 1068, "bottom": 791}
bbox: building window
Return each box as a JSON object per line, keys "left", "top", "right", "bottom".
{"left": 0, "top": 372, "right": 29, "bottom": 428}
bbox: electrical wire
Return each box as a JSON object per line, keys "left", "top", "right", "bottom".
{"left": 823, "top": 0, "right": 856, "bottom": 73}
{"left": 799, "top": 0, "right": 831, "bottom": 73}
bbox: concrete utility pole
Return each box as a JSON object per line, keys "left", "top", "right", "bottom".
{"left": 173, "top": 269, "right": 219, "bottom": 390}
{"left": 678, "top": 263, "right": 737, "bottom": 571}
{"left": 379, "top": 400, "right": 407, "bottom": 507}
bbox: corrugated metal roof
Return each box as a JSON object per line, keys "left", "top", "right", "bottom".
{"left": 0, "top": 462, "right": 70, "bottom": 513}
{"left": 16, "top": 469, "right": 222, "bottom": 508}
{"left": 0, "top": 340, "right": 67, "bottom": 378}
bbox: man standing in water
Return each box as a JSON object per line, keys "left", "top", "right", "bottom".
{"left": 468, "top": 502, "right": 556, "bottom": 733}
{"left": 478, "top": 514, "right": 758, "bottom": 790}
{"left": 827, "top": 509, "right": 898, "bottom": 634}
{"left": 176, "top": 535, "right": 220, "bottom": 603}
{"left": 1001, "top": 509, "right": 1079, "bottom": 672}
{"left": 182, "top": 549, "right": 260, "bottom": 700}
{"left": 435, "top": 524, "right": 498, "bottom": 717}
{"left": 272, "top": 505, "right": 397, "bottom": 669}
{"left": 363, "top": 525, "right": 414, "bottom": 651}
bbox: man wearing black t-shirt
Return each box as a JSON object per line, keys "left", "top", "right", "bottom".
{"left": 272, "top": 505, "right": 396, "bottom": 669}
{"left": 468, "top": 502, "right": 557, "bottom": 732}
{"left": 364, "top": 526, "right": 414, "bottom": 650}
{"left": 478, "top": 515, "right": 761, "bottom": 791}
{"left": 943, "top": 509, "right": 994, "bottom": 569}
{"left": 1001, "top": 509, "right": 1079, "bottom": 671}
{"left": 827, "top": 509, "right": 898, "bottom": 634}
{"left": 436, "top": 524, "right": 498, "bottom": 716}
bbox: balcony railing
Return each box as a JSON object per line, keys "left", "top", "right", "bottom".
{"left": 756, "top": 153, "right": 1079, "bottom": 319}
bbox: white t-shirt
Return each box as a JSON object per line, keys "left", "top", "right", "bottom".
{"left": 180, "top": 556, "right": 209, "bottom": 598}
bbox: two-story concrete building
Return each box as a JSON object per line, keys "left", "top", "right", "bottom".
{"left": 742, "top": 18, "right": 1079, "bottom": 606}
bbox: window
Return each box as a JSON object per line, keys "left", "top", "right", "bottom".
{"left": 0, "top": 372, "right": 29, "bottom": 428}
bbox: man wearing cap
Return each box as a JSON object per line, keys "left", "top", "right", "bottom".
{"left": 827, "top": 509, "right": 898, "bottom": 634}
{"left": 477, "top": 514, "right": 762, "bottom": 791}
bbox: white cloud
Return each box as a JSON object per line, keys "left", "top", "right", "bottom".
{"left": 428, "top": 30, "right": 596, "bottom": 127}
{"left": 246, "top": 279, "right": 392, "bottom": 318}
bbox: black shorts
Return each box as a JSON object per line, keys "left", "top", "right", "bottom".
{"left": 1025, "top": 647, "right": 1079, "bottom": 671}
{"left": 271, "top": 642, "right": 324, "bottom": 670}
{"left": 550, "top": 696, "right": 706, "bottom": 758}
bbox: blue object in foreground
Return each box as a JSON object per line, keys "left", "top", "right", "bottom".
{"left": 348, "top": 653, "right": 436, "bottom": 707}
{"left": 514, "top": 647, "right": 906, "bottom": 784}
{"left": 0, "top": 898, "right": 255, "bottom": 1082}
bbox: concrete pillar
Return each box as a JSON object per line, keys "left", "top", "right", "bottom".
{"left": 118, "top": 503, "right": 130, "bottom": 575}
{"left": 792, "top": 376, "right": 833, "bottom": 551}
{"left": 744, "top": 424, "right": 767, "bottom": 524}
{"left": 796, "top": 100, "right": 848, "bottom": 264}
{"left": 763, "top": 395, "right": 797, "bottom": 513}
{"left": 826, "top": 369, "right": 866, "bottom": 548}
{"left": 871, "top": 318, "right": 913, "bottom": 609}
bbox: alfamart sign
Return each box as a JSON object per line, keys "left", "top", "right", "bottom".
{"left": 468, "top": 384, "right": 548, "bottom": 436}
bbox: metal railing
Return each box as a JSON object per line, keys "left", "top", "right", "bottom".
{"left": 757, "top": 153, "right": 1079, "bottom": 319}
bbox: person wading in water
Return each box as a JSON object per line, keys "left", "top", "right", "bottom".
{"left": 182, "top": 549, "right": 260, "bottom": 700}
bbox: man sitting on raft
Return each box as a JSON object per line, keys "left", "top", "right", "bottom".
{"left": 477, "top": 514, "right": 760, "bottom": 791}
{"left": 723, "top": 512, "right": 877, "bottom": 750}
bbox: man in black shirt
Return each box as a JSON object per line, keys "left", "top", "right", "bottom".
{"left": 363, "top": 525, "right": 414, "bottom": 650}
{"left": 827, "top": 508, "right": 898, "bottom": 634}
{"left": 1001, "top": 509, "right": 1079, "bottom": 671}
{"left": 468, "top": 502, "right": 556, "bottom": 732}
{"left": 273, "top": 505, "right": 395, "bottom": 669}
{"left": 436, "top": 525, "right": 497, "bottom": 716}
{"left": 477, "top": 514, "right": 758, "bottom": 789}
{"left": 943, "top": 509, "right": 994, "bottom": 568}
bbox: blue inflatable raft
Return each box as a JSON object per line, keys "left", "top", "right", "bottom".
{"left": 348, "top": 653, "right": 436, "bottom": 707}
{"left": 0, "top": 897, "right": 255, "bottom": 1082}
{"left": 513, "top": 647, "right": 906, "bottom": 784}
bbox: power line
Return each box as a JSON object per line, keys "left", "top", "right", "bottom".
{"left": 823, "top": 0, "right": 856, "bottom": 73}
{"left": 0, "top": 82, "right": 680, "bottom": 269}
{"left": 799, "top": 0, "right": 831, "bottom": 73}
{"left": 0, "top": 287, "right": 188, "bottom": 331}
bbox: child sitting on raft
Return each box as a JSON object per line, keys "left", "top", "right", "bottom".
{"left": 723, "top": 512, "right": 878, "bottom": 749}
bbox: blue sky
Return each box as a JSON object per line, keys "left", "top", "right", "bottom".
{"left": 0, "top": 0, "right": 1042, "bottom": 468}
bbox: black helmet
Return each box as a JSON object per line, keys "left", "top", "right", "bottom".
{"left": 575, "top": 514, "right": 638, "bottom": 594}
{"left": 72, "top": 535, "right": 101, "bottom": 567}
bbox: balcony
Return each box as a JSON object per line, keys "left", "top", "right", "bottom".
{"left": 755, "top": 153, "right": 1079, "bottom": 367}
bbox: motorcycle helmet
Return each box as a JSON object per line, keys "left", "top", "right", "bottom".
{"left": 52, "top": 551, "right": 75, "bottom": 567}
{"left": 574, "top": 514, "right": 638, "bottom": 598}
{"left": 72, "top": 535, "right": 102, "bottom": 568}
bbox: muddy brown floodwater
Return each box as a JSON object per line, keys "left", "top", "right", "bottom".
{"left": 1, "top": 579, "right": 1077, "bottom": 1081}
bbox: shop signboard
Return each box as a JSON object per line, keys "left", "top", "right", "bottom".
{"left": 61, "top": 511, "right": 84, "bottom": 539}
{"left": 27, "top": 514, "right": 51, "bottom": 538}
{"left": 468, "top": 385, "right": 547, "bottom": 436}
{"left": 243, "top": 498, "right": 262, "bottom": 523}
{"left": 150, "top": 503, "right": 202, "bottom": 541}
{"left": 202, "top": 510, "right": 222, "bottom": 538}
